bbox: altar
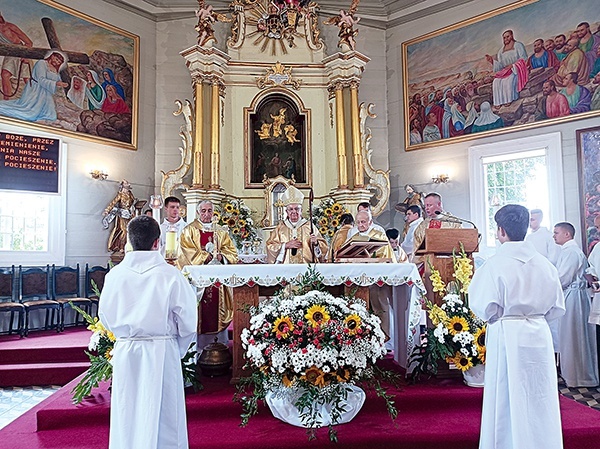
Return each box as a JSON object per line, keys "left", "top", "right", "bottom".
{"left": 183, "top": 263, "right": 425, "bottom": 381}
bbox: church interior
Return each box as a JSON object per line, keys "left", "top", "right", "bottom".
{"left": 1, "top": 0, "right": 600, "bottom": 447}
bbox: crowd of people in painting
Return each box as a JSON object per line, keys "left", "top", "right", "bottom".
{"left": 409, "top": 21, "right": 600, "bottom": 145}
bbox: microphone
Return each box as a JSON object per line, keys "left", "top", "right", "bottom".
{"left": 291, "top": 248, "right": 297, "bottom": 256}
{"left": 434, "top": 210, "right": 478, "bottom": 229}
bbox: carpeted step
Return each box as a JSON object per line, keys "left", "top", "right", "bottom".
{"left": 0, "top": 361, "right": 90, "bottom": 387}
{"left": 0, "top": 346, "right": 89, "bottom": 365}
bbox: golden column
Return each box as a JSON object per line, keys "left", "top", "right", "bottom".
{"left": 333, "top": 84, "right": 348, "bottom": 189}
{"left": 209, "top": 79, "right": 220, "bottom": 190}
{"left": 192, "top": 76, "right": 204, "bottom": 188}
{"left": 349, "top": 82, "right": 364, "bottom": 188}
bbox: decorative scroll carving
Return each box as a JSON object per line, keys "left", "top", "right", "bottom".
{"left": 359, "top": 102, "right": 389, "bottom": 216}
{"left": 227, "top": 1, "right": 247, "bottom": 49}
{"left": 256, "top": 62, "right": 302, "bottom": 90}
{"left": 304, "top": 2, "right": 323, "bottom": 51}
{"left": 161, "top": 100, "right": 193, "bottom": 197}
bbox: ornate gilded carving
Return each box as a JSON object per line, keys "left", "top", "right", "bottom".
{"left": 161, "top": 100, "right": 193, "bottom": 197}
{"left": 324, "top": 0, "right": 361, "bottom": 51}
{"left": 359, "top": 102, "right": 389, "bottom": 216}
{"left": 256, "top": 62, "right": 302, "bottom": 90}
{"left": 304, "top": 2, "right": 323, "bottom": 51}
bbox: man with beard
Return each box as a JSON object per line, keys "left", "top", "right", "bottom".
{"left": 535, "top": 79, "right": 570, "bottom": 119}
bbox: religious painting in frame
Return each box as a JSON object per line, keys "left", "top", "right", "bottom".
{"left": 244, "top": 90, "right": 311, "bottom": 188}
{"left": 576, "top": 125, "right": 600, "bottom": 255}
{"left": 0, "top": 0, "right": 139, "bottom": 150}
{"left": 403, "top": 0, "right": 600, "bottom": 151}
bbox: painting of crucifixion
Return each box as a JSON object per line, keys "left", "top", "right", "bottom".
{"left": 0, "top": 0, "right": 138, "bottom": 149}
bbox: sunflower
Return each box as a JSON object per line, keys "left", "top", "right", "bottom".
{"left": 332, "top": 203, "right": 343, "bottom": 213}
{"left": 335, "top": 368, "right": 351, "bottom": 382}
{"left": 239, "top": 219, "right": 247, "bottom": 227}
{"left": 474, "top": 327, "right": 486, "bottom": 354}
{"left": 224, "top": 203, "right": 234, "bottom": 213}
{"left": 302, "top": 366, "right": 324, "bottom": 385}
{"left": 273, "top": 316, "right": 294, "bottom": 338}
{"left": 282, "top": 372, "right": 296, "bottom": 387}
{"left": 233, "top": 209, "right": 240, "bottom": 216}
{"left": 227, "top": 217, "right": 237, "bottom": 227}
{"left": 232, "top": 227, "right": 240, "bottom": 234}
{"left": 104, "top": 348, "right": 113, "bottom": 360}
{"left": 344, "top": 314, "right": 362, "bottom": 335}
{"left": 330, "top": 218, "right": 340, "bottom": 228}
{"left": 305, "top": 304, "right": 330, "bottom": 327}
{"left": 448, "top": 316, "right": 469, "bottom": 335}
{"left": 477, "top": 350, "right": 486, "bottom": 364}
{"left": 319, "top": 217, "right": 329, "bottom": 226}
{"left": 324, "top": 207, "right": 333, "bottom": 216}
{"left": 213, "top": 211, "right": 221, "bottom": 221}
{"left": 328, "top": 229, "right": 335, "bottom": 237}
{"left": 447, "top": 352, "right": 473, "bottom": 372}
{"left": 319, "top": 226, "right": 328, "bottom": 235}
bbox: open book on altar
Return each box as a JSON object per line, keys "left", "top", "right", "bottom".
{"left": 334, "top": 234, "right": 392, "bottom": 263}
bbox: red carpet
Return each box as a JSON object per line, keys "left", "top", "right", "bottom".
{"left": 1, "top": 366, "right": 600, "bottom": 449}
{"left": 0, "top": 328, "right": 90, "bottom": 387}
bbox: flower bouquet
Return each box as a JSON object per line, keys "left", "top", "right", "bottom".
{"left": 311, "top": 198, "right": 348, "bottom": 242}
{"left": 410, "top": 245, "right": 486, "bottom": 379}
{"left": 214, "top": 197, "right": 258, "bottom": 249}
{"left": 234, "top": 268, "right": 399, "bottom": 442}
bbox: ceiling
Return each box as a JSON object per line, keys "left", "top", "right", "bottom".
{"left": 103, "top": 0, "right": 476, "bottom": 28}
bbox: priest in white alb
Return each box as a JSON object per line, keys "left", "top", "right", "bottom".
{"left": 266, "top": 186, "right": 328, "bottom": 264}
{"left": 469, "top": 205, "right": 565, "bottom": 449}
{"left": 99, "top": 215, "right": 198, "bottom": 449}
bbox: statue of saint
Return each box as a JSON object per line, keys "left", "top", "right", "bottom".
{"left": 102, "top": 180, "right": 136, "bottom": 254}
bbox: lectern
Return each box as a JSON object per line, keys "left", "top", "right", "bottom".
{"left": 416, "top": 228, "right": 479, "bottom": 305}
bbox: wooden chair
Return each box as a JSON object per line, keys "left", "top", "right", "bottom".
{"left": 0, "top": 266, "right": 25, "bottom": 337}
{"left": 52, "top": 264, "right": 94, "bottom": 331}
{"left": 19, "top": 265, "right": 60, "bottom": 336}
{"left": 85, "top": 264, "right": 110, "bottom": 316}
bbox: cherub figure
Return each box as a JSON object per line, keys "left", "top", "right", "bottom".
{"left": 195, "top": 0, "right": 216, "bottom": 47}
{"left": 324, "top": 0, "right": 361, "bottom": 51}
{"left": 255, "top": 122, "right": 272, "bottom": 139}
{"left": 284, "top": 124, "right": 300, "bottom": 143}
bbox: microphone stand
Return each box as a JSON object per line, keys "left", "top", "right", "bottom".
{"left": 434, "top": 211, "right": 478, "bottom": 229}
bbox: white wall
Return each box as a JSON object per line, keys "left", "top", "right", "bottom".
{"left": 0, "top": 1, "right": 157, "bottom": 267}
{"left": 385, "top": 0, "right": 596, "bottom": 237}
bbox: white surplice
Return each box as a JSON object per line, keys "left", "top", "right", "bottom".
{"left": 587, "top": 242, "right": 600, "bottom": 325}
{"left": 99, "top": 251, "right": 198, "bottom": 449}
{"left": 525, "top": 226, "right": 560, "bottom": 265}
{"left": 469, "top": 241, "right": 565, "bottom": 449}
{"left": 555, "top": 239, "right": 599, "bottom": 387}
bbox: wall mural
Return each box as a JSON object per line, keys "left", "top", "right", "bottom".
{"left": 577, "top": 126, "right": 600, "bottom": 254}
{"left": 0, "top": 0, "right": 139, "bottom": 149}
{"left": 403, "top": 0, "right": 600, "bottom": 151}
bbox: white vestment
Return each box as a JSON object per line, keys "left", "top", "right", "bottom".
{"left": 99, "top": 251, "right": 198, "bottom": 449}
{"left": 469, "top": 241, "right": 565, "bottom": 449}
{"left": 586, "top": 243, "right": 600, "bottom": 325}
{"left": 525, "top": 226, "right": 559, "bottom": 265}
{"left": 160, "top": 217, "right": 188, "bottom": 256}
{"left": 0, "top": 58, "right": 62, "bottom": 121}
{"left": 401, "top": 217, "right": 423, "bottom": 261}
{"left": 492, "top": 41, "right": 527, "bottom": 106}
{"left": 555, "top": 239, "right": 599, "bottom": 387}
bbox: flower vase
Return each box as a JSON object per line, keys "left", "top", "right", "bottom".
{"left": 462, "top": 364, "right": 485, "bottom": 387}
{"left": 265, "top": 385, "right": 366, "bottom": 428}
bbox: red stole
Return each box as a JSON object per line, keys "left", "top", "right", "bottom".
{"left": 200, "top": 230, "right": 219, "bottom": 334}
{"left": 428, "top": 219, "right": 442, "bottom": 229}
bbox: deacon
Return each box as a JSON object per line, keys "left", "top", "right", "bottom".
{"left": 178, "top": 200, "right": 238, "bottom": 348}
{"left": 525, "top": 209, "right": 559, "bottom": 265}
{"left": 99, "top": 215, "right": 197, "bottom": 449}
{"left": 266, "top": 186, "right": 328, "bottom": 263}
{"left": 553, "top": 222, "right": 599, "bottom": 387}
{"left": 469, "top": 205, "right": 565, "bottom": 449}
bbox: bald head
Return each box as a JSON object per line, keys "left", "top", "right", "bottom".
{"left": 355, "top": 210, "right": 373, "bottom": 233}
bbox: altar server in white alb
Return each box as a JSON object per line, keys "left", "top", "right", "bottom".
{"left": 553, "top": 222, "right": 599, "bottom": 387}
{"left": 525, "top": 208, "right": 559, "bottom": 265}
{"left": 99, "top": 215, "right": 198, "bottom": 449}
{"left": 469, "top": 205, "right": 565, "bottom": 449}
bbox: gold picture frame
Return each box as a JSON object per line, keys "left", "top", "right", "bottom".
{"left": 403, "top": 0, "right": 600, "bottom": 151}
{"left": 0, "top": 0, "right": 139, "bottom": 150}
{"left": 244, "top": 88, "right": 311, "bottom": 188}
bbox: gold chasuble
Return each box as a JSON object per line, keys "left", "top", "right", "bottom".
{"left": 177, "top": 220, "right": 238, "bottom": 334}
{"left": 266, "top": 218, "right": 329, "bottom": 264}
{"left": 327, "top": 223, "right": 353, "bottom": 262}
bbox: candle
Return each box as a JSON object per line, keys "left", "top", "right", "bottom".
{"left": 165, "top": 230, "right": 177, "bottom": 255}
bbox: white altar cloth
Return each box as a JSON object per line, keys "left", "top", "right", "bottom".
{"left": 183, "top": 263, "right": 425, "bottom": 371}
